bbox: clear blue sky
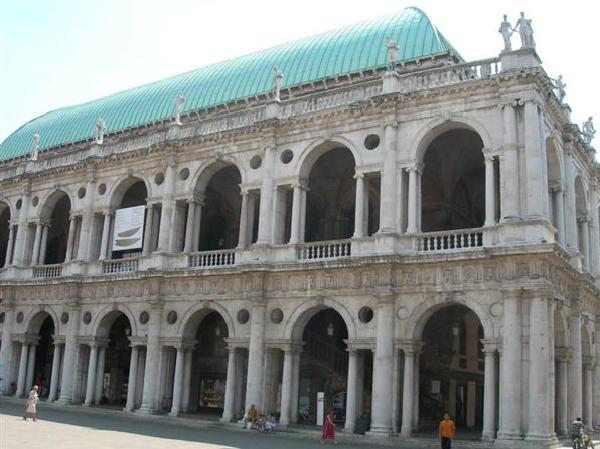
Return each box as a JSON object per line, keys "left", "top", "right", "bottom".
{"left": 1, "top": 0, "right": 598, "bottom": 145}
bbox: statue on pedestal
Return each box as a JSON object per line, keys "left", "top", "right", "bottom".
{"left": 94, "top": 116, "right": 106, "bottom": 144}
{"left": 272, "top": 66, "right": 283, "bottom": 101}
{"left": 513, "top": 11, "right": 535, "bottom": 48}
{"left": 582, "top": 117, "right": 596, "bottom": 145}
{"left": 552, "top": 75, "right": 567, "bottom": 103}
{"left": 385, "top": 36, "right": 399, "bottom": 72}
{"left": 498, "top": 15, "right": 513, "bottom": 52}
{"left": 31, "top": 133, "right": 40, "bottom": 161}
{"left": 173, "top": 93, "right": 185, "bottom": 125}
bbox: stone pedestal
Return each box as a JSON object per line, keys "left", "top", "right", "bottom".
{"left": 500, "top": 47, "right": 542, "bottom": 72}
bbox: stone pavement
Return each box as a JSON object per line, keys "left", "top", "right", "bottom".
{"left": 0, "top": 398, "right": 589, "bottom": 449}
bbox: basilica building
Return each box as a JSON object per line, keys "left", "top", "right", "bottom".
{"left": 0, "top": 7, "right": 598, "bottom": 447}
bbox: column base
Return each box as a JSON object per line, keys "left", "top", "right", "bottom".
{"left": 481, "top": 430, "right": 496, "bottom": 441}
{"left": 136, "top": 405, "right": 157, "bottom": 415}
{"left": 496, "top": 430, "right": 522, "bottom": 440}
{"left": 56, "top": 397, "right": 73, "bottom": 405}
{"left": 366, "top": 426, "right": 393, "bottom": 437}
{"left": 220, "top": 416, "right": 234, "bottom": 423}
{"left": 525, "top": 433, "right": 558, "bottom": 442}
{"left": 168, "top": 410, "right": 179, "bottom": 417}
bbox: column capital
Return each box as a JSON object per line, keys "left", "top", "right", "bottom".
{"left": 353, "top": 172, "right": 365, "bottom": 180}
{"left": 481, "top": 338, "right": 501, "bottom": 353}
{"left": 498, "top": 97, "right": 522, "bottom": 109}
{"left": 582, "top": 355, "right": 596, "bottom": 369}
{"left": 549, "top": 180, "right": 564, "bottom": 193}
{"left": 384, "top": 120, "right": 399, "bottom": 129}
{"left": 406, "top": 163, "right": 424, "bottom": 174}
{"left": 101, "top": 208, "right": 114, "bottom": 216}
{"left": 555, "top": 346, "right": 572, "bottom": 362}
{"left": 397, "top": 339, "right": 424, "bottom": 354}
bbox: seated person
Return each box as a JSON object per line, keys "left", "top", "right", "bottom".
{"left": 264, "top": 413, "right": 278, "bottom": 431}
{"left": 245, "top": 404, "right": 259, "bottom": 429}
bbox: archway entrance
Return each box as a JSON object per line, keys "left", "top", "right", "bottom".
{"left": 97, "top": 313, "right": 132, "bottom": 406}
{"left": 418, "top": 304, "right": 485, "bottom": 433}
{"left": 181, "top": 310, "right": 230, "bottom": 416}
{"left": 421, "top": 129, "right": 485, "bottom": 232}
{"left": 111, "top": 179, "right": 149, "bottom": 259}
{"left": 0, "top": 202, "right": 10, "bottom": 267}
{"left": 26, "top": 313, "right": 56, "bottom": 398}
{"left": 297, "top": 308, "right": 349, "bottom": 425}
{"left": 41, "top": 192, "right": 71, "bottom": 264}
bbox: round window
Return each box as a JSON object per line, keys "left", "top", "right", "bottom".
{"left": 83, "top": 311, "right": 92, "bottom": 324}
{"left": 98, "top": 183, "right": 107, "bottom": 195}
{"left": 0, "top": 312, "right": 6, "bottom": 323}
{"left": 179, "top": 168, "right": 190, "bottom": 181}
{"left": 364, "top": 134, "right": 381, "bottom": 150}
{"left": 358, "top": 306, "right": 374, "bottom": 323}
{"left": 61, "top": 312, "right": 69, "bottom": 324}
{"left": 16, "top": 312, "right": 24, "bottom": 323}
{"left": 139, "top": 311, "right": 149, "bottom": 324}
{"left": 270, "top": 308, "right": 284, "bottom": 324}
{"left": 154, "top": 172, "right": 165, "bottom": 185}
{"left": 78, "top": 187, "right": 86, "bottom": 199}
{"left": 167, "top": 310, "right": 177, "bottom": 324}
{"left": 280, "top": 150, "right": 294, "bottom": 164}
{"left": 16, "top": 199, "right": 22, "bottom": 210}
{"left": 250, "top": 155, "right": 262, "bottom": 169}
{"left": 237, "top": 309, "right": 250, "bottom": 324}
{"left": 31, "top": 196, "right": 39, "bottom": 207}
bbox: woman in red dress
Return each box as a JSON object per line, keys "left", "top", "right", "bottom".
{"left": 321, "top": 408, "right": 336, "bottom": 444}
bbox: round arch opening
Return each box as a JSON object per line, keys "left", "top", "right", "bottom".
{"left": 111, "top": 179, "right": 149, "bottom": 259}
{"left": 30, "top": 314, "right": 55, "bottom": 399}
{"left": 0, "top": 202, "right": 11, "bottom": 267}
{"left": 42, "top": 192, "right": 71, "bottom": 264}
{"left": 421, "top": 129, "right": 485, "bottom": 232}
{"left": 97, "top": 313, "right": 132, "bottom": 406}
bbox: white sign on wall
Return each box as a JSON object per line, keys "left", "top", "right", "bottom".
{"left": 112, "top": 205, "right": 145, "bottom": 251}
{"left": 317, "top": 391, "right": 325, "bottom": 426}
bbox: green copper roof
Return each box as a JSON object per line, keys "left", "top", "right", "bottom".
{"left": 0, "top": 7, "right": 457, "bottom": 162}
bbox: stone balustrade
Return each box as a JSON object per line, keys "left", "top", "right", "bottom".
{"left": 188, "top": 249, "right": 237, "bottom": 268}
{"left": 32, "top": 263, "right": 63, "bottom": 278}
{"left": 102, "top": 258, "right": 139, "bottom": 274}
{"left": 297, "top": 239, "right": 352, "bottom": 261}
{"left": 418, "top": 228, "right": 484, "bottom": 252}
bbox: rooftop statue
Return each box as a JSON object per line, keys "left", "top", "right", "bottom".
{"left": 272, "top": 66, "right": 284, "bottom": 101}
{"left": 173, "top": 93, "right": 185, "bottom": 125}
{"left": 385, "top": 36, "right": 399, "bottom": 72}
{"left": 582, "top": 117, "right": 596, "bottom": 145}
{"left": 513, "top": 11, "right": 535, "bottom": 48}
{"left": 31, "top": 133, "right": 40, "bottom": 161}
{"left": 552, "top": 75, "right": 567, "bottom": 103}
{"left": 498, "top": 15, "right": 513, "bottom": 52}
{"left": 94, "top": 116, "right": 106, "bottom": 144}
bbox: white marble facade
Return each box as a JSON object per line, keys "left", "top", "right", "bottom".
{"left": 0, "top": 47, "right": 598, "bottom": 448}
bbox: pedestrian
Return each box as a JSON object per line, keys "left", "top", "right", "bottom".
{"left": 320, "top": 408, "right": 337, "bottom": 444}
{"left": 23, "top": 385, "right": 39, "bottom": 422}
{"left": 245, "top": 403, "right": 258, "bottom": 429}
{"left": 439, "top": 412, "right": 455, "bottom": 449}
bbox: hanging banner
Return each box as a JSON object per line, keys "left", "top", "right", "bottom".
{"left": 112, "top": 205, "right": 145, "bottom": 251}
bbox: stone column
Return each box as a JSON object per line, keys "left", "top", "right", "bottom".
{"left": 183, "top": 200, "right": 196, "bottom": 252}
{"left": 38, "top": 224, "right": 48, "bottom": 265}
{"left": 500, "top": 102, "right": 520, "bottom": 221}
{"left": 370, "top": 296, "right": 395, "bottom": 434}
{"left": 379, "top": 121, "right": 398, "bottom": 233}
{"left": 400, "top": 346, "right": 416, "bottom": 436}
{"left": 4, "top": 224, "right": 15, "bottom": 267}
{"left": 589, "top": 191, "right": 600, "bottom": 275}
{"left": 142, "top": 205, "right": 155, "bottom": 255}
{"left": 12, "top": 187, "right": 31, "bottom": 266}
{"left": 169, "top": 346, "right": 185, "bottom": 416}
{"left": 138, "top": 301, "right": 163, "bottom": 413}
{"left": 406, "top": 166, "right": 419, "bottom": 233}
{"left": 221, "top": 347, "right": 238, "bottom": 422}
{"left": 84, "top": 343, "right": 98, "bottom": 406}
{"left": 581, "top": 218, "right": 590, "bottom": 271}
{"left": 98, "top": 210, "right": 112, "bottom": 260}
{"left": 344, "top": 348, "right": 358, "bottom": 431}
{"left": 484, "top": 152, "right": 496, "bottom": 227}
{"left": 125, "top": 346, "right": 140, "bottom": 411}
{"left": 30, "top": 222, "right": 43, "bottom": 266}
{"left": 0, "top": 307, "right": 15, "bottom": 393}
{"left": 182, "top": 349, "right": 192, "bottom": 413}
{"left": 15, "top": 342, "right": 29, "bottom": 397}
{"left": 526, "top": 295, "right": 554, "bottom": 441}
{"left": 237, "top": 190, "right": 249, "bottom": 248}
{"left": 58, "top": 304, "right": 81, "bottom": 404}
{"left": 564, "top": 147, "right": 578, "bottom": 252}
{"left": 48, "top": 343, "right": 62, "bottom": 402}
{"left": 482, "top": 342, "right": 497, "bottom": 440}
{"left": 291, "top": 351, "right": 300, "bottom": 423}
{"left": 279, "top": 349, "right": 294, "bottom": 427}
{"left": 555, "top": 348, "right": 570, "bottom": 435}
{"left": 65, "top": 214, "right": 77, "bottom": 262}
{"left": 157, "top": 156, "right": 177, "bottom": 252}
{"left": 497, "top": 290, "right": 522, "bottom": 440}
{"left": 245, "top": 301, "right": 266, "bottom": 411}
{"left": 523, "top": 100, "right": 546, "bottom": 218}
{"left": 568, "top": 311, "right": 582, "bottom": 424}
{"left": 94, "top": 346, "right": 106, "bottom": 404}
{"left": 594, "top": 322, "right": 600, "bottom": 428}
{"left": 582, "top": 357, "right": 594, "bottom": 425}
{"left": 77, "top": 171, "right": 97, "bottom": 260}
{"left": 25, "top": 344, "right": 36, "bottom": 391}
{"left": 287, "top": 184, "right": 302, "bottom": 244}
{"left": 256, "top": 145, "right": 276, "bottom": 244}
{"left": 353, "top": 173, "right": 365, "bottom": 238}
{"left": 299, "top": 188, "right": 307, "bottom": 243}
{"left": 553, "top": 185, "right": 566, "bottom": 244}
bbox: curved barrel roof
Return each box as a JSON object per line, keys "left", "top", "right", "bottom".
{"left": 0, "top": 7, "right": 457, "bottom": 161}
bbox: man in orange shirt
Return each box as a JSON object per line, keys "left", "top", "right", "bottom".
{"left": 439, "top": 413, "right": 456, "bottom": 449}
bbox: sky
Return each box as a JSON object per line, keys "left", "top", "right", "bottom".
{"left": 0, "top": 0, "right": 598, "bottom": 145}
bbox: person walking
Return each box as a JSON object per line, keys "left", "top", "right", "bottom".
{"left": 23, "top": 385, "right": 39, "bottom": 421}
{"left": 320, "top": 408, "right": 337, "bottom": 444}
{"left": 439, "top": 412, "right": 456, "bottom": 449}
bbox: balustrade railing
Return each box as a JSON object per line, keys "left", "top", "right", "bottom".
{"left": 102, "top": 258, "right": 139, "bottom": 274}
{"left": 418, "top": 228, "right": 484, "bottom": 252}
{"left": 188, "top": 249, "right": 237, "bottom": 268}
{"left": 298, "top": 239, "right": 352, "bottom": 261}
{"left": 32, "top": 264, "right": 63, "bottom": 278}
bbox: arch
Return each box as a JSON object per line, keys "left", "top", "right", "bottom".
{"left": 411, "top": 117, "right": 493, "bottom": 163}
{"left": 0, "top": 200, "right": 12, "bottom": 267}
{"left": 546, "top": 137, "right": 565, "bottom": 185}
{"left": 178, "top": 302, "right": 236, "bottom": 339}
{"left": 24, "top": 307, "right": 59, "bottom": 335}
{"left": 405, "top": 292, "right": 495, "bottom": 340}
{"left": 0, "top": 199, "right": 12, "bottom": 218}
{"left": 581, "top": 322, "right": 593, "bottom": 357}
{"left": 108, "top": 175, "right": 151, "bottom": 209}
{"left": 553, "top": 307, "right": 569, "bottom": 348}
{"left": 284, "top": 297, "right": 357, "bottom": 341}
{"left": 192, "top": 155, "right": 246, "bottom": 195}
{"left": 39, "top": 188, "right": 72, "bottom": 221}
{"left": 91, "top": 304, "right": 138, "bottom": 338}
{"left": 296, "top": 136, "right": 361, "bottom": 180}
{"left": 574, "top": 175, "right": 589, "bottom": 216}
